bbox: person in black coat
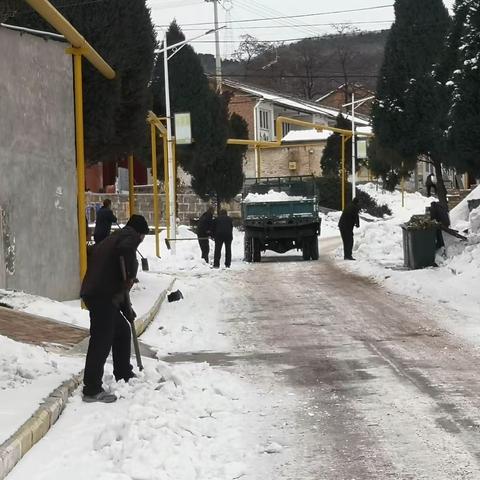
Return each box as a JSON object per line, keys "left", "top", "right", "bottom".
{"left": 338, "top": 198, "right": 360, "bottom": 260}
{"left": 197, "top": 206, "right": 214, "bottom": 263}
{"left": 94, "top": 199, "right": 117, "bottom": 244}
{"left": 213, "top": 209, "right": 233, "bottom": 268}
{"left": 430, "top": 201, "right": 450, "bottom": 249}
{"left": 425, "top": 173, "right": 437, "bottom": 197}
{"left": 81, "top": 214, "right": 149, "bottom": 403}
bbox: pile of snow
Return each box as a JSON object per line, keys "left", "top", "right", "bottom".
{"left": 243, "top": 190, "right": 306, "bottom": 203}
{"left": 337, "top": 183, "right": 480, "bottom": 339}
{"left": 0, "top": 334, "right": 82, "bottom": 444}
{"left": 319, "top": 211, "right": 341, "bottom": 238}
{"left": 450, "top": 185, "right": 480, "bottom": 232}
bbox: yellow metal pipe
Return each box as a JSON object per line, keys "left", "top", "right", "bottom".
{"left": 255, "top": 146, "right": 261, "bottom": 178}
{"left": 72, "top": 51, "right": 87, "bottom": 280}
{"left": 128, "top": 154, "right": 135, "bottom": 216}
{"left": 162, "top": 134, "right": 170, "bottom": 240}
{"left": 227, "top": 138, "right": 277, "bottom": 147}
{"left": 275, "top": 116, "right": 355, "bottom": 139}
{"left": 341, "top": 135, "right": 347, "bottom": 211}
{"left": 172, "top": 138, "right": 177, "bottom": 222}
{"left": 25, "top": 0, "right": 115, "bottom": 79}
{"left": 150, "top": 124, "right": 160, "bottom": 257}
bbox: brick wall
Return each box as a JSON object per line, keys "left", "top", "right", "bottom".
{"left": 86, "top": 191, "right": 241, "bottom": 227}
{"left": 224, "top": 86, "right": 256, "bottom": 140}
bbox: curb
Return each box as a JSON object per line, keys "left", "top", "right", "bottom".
{"left": 0, "top": 278, "right": 174, "bottom": 480}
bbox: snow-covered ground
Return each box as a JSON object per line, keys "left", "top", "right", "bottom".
{"left": 7, "top": 234, "right": 295, "bottom": 480}
{"left": 337, "top": 183, "right": 480, "bottom": 345}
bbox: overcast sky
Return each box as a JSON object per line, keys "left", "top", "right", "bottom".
{"left": 147, "top": 0, "right": 455, "bottom": 58}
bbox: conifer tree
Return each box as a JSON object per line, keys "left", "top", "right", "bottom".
{"left": 447, "top": 1, "right": 480, "bottom": 179}
{"left": 152, "top": 21, "right": 227, "bottom": 176}
{"left": 192, "top": 111, "right": 248, "bottom": 208}
{"left": 371, "top": 0, "right": 450, "bottom": 205}
{"left": 320, "top": 114, "right": 352, "bottom": 177}
{"left": 9, "top": 0, "right": 156, "bottom": 164}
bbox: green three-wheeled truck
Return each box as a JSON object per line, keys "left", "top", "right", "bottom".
{"left": 242, "top": 176, "right": 321, "bottom": 262}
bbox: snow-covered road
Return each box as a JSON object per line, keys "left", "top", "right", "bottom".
{"left": 8, "top": 235, "right": 480, "bottom": 479}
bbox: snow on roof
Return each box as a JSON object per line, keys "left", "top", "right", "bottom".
{"left": 281, "top": 129, "right": 332, "bottom": 143}
{"left": 223, "top": 79, "right": 370, "bottom": 126}
{"left": 357, "top": 125, "right": 373, "bottom": 136}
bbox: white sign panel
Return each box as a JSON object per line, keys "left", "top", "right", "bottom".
{"left": 174, "top": 112, "right": 192, "bottom": 145}
{"left": 357, "top": 139, "right": 368, "bottom": 159}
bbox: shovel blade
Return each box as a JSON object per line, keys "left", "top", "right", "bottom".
{"left": 141, "top": 258, "right": 149, "bottom": 271}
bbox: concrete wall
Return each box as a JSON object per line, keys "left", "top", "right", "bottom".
{"left": 0, "top": 27, "right": 79, "bottom": 300}
{"left": 244, "top": 143, "right": 326, "bottom": 179}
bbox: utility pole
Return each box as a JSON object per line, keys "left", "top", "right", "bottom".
{"left": 205, "top": 0, "right": 222, "bottom": 91}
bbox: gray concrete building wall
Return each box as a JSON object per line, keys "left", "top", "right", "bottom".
{"left": 0, "top": 27, "right": 79, "bottom": 300}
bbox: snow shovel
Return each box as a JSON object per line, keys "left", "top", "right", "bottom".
{"left": 165, "top": 237, "right": 209, "bottom": 250}
{"left": 116, "top": 222, "right": 149, "bottom": 271}
{"left": 119, "top": 256, "right": 144, "bottom": 371}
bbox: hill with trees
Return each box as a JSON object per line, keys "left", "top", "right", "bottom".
{"left": 199, "top": 29, "right": 389, "bottom": 101}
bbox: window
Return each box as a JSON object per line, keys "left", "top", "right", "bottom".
{"left": 282, "top": 123, "right": 291, "bottom": 137}
{"left": 259, "top": 109, "right": 270, "bottom": 130}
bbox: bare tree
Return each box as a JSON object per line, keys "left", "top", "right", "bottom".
{"left": 332, "top": 24, "right": 360, "bottom": 103}
{"left": 233, "top": 34, "right": 271, "bottom": 67}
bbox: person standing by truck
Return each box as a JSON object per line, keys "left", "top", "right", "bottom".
{"left": 197, "top": 206, "right": 214, "bottom": 263}
{"left": 213, "top": 209, "right": 233, "bottom": 268}
{"left": 338, "top": 198, "right": 360, "bottom": 260}
{"left": 94, "top": 198, "right": 117, "bottom": 244}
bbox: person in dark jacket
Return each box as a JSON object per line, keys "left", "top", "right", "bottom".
{"left": 213, "top": 209, "right": 233, "bottom": 268}
{"left": 81, "top": 214, "right": 149, "bottom": 403}
{"left": 338, "top": 198, "right": 360, "bottom": 260}
{"left": 197, "top": 206, "right": 214, "bottom": 263}
{"left": 430, "top": 201, "right": 450, "bottom": 249}
{"left": 94, "top": 199, "right": 117, "bottom": 244}
{"left": 425, "top": 173, "right": 437, "bottom": 197}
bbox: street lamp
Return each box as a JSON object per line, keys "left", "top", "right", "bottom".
{"left": 342, "top": 94, "right": 375, "bottom": 200}
{"left": 156, "top": 26, "right": 224, "bottom": 252}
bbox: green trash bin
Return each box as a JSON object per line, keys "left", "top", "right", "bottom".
{"left": 401, "top": 222, "right": 437, "bottom": 269}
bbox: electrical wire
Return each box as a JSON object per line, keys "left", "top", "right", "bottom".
{"left": 155, "top": 4, "right": 395, "bottom": 27}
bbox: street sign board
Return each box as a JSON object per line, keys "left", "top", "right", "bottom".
{"left": 174, "top": 113, "right": 192, "bottom": 145}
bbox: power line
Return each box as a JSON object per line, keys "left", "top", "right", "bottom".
{"left": 155, "top": 4, "right": 394, "bottom": 27}
{"left": 170, "top": 20, "right": 394, "bottom": 31}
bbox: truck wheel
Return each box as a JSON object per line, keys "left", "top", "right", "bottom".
{"left": 302, "top": 239, "right": 311, "bottom": 260}
{"left": 253, "top": 239, "right": 261, "bottom": 262}
{"left": 244, "top": 235, "right": 253, "bottom": 262}
{"left": 310, "top": 236, "right": 319, "bottom": 260}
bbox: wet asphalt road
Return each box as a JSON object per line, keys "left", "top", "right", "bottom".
{"left": 215, "top": 238, "right": 480, "bottom": 479}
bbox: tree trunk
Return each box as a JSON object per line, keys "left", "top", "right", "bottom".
{"left": 431, "top": 154, "right": 449, "bottom": 210}
{"left": 216, "top": 195, "right": 221, "bottom": 216}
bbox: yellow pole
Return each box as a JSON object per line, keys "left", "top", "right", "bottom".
{"left": 162, "top": 133, "right": 170, "bottom": 240}
{"left": 172, "top": 138, "right": 177, "bottom": 227}
{"left": 72, "top": 50, "right": 87, "bottom": 281}
{"left": 255, "top": 145, "right": 261, "bottom": 178}
{"left": 128, "top": 154, "right": 135, "bottom": 216}
{"left": 150, "top": 124, "right": 160, "bottom": 257}
{"left": 341, "top": 135, "right": 346, "bottom": 210}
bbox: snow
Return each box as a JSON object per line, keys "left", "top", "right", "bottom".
{"left": 450, "top": 184, "right": 480, "bottom": 230}
{"left": 336, "top": 183, "right": 480, "bottom": 344}
{"left": 4, "top": 184, "right": 480, "bottom": 478}
{"left": 6, "top": 230, "right": 297, "bottom": 480}
{"left": 281, "top": 129, "right": 332, "bottom": 143}
{"left": 0, "top": 334, "right": 82, "bottom": 444}
{"left": 243, "top": 190, "right": 306, "bottom": 203}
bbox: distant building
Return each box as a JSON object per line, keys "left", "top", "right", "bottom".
{"left": 221, "top": 79, "right": 370, "bottom": 178}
